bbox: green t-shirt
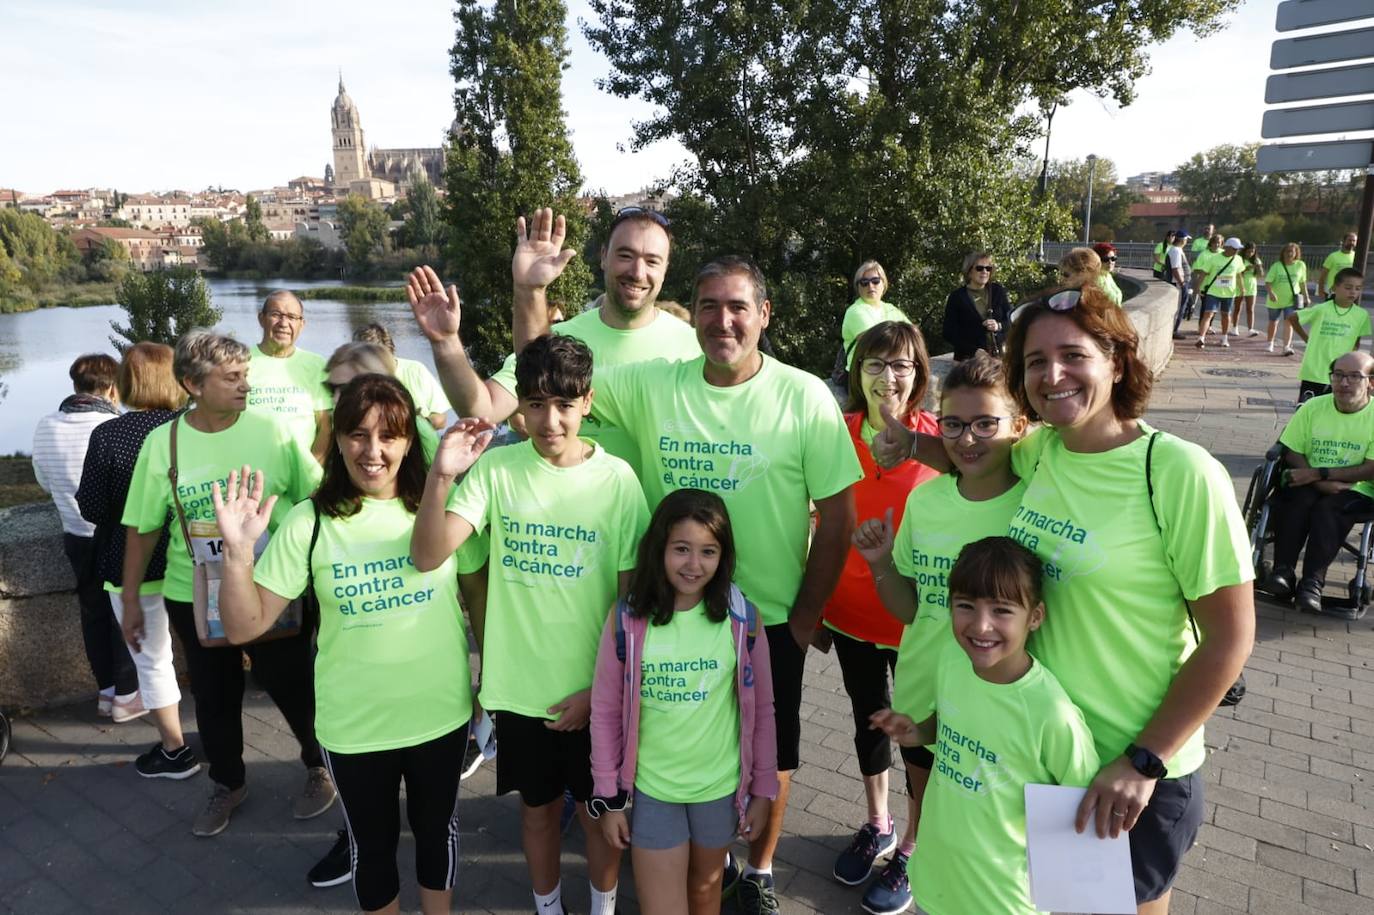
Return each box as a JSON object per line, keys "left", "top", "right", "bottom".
{"left": 1296, "top": 300, "right": 1372, "bottom": 384}
{"left": 1278, "top": 395, "right": 1374, "bottom": 500}
{"left": 395, "top": 357, "right": 451, "bottom": 417}
{"left": 1196, "top": 251, "right": 1244, "bottom": 300}
{"left": 1323, "top": 249, "right": 1356, "bottom": 282}
{"left": 842, "top": 299, "right": 910, "bottom": 367}
{"left": 1095, "top": 273, "right": 1123, "bottom": 306}
{"left": 1240, "top": 258, "right": 1261, "bottom": 297}
{"left": 446, "top": 440, "right": 648, "bottom": 718}
{"left": 912, "top": 642, "right": 1100, "bottom": 915}
{"left": 635, "top": 603, "right": 741, "bottom": 803}
{"left": 246, "top": 345, "right": 331, "bottom": 452}
{"left": 1191, "top": 237, "right": 1210, "bottom": 255}
{"left": 1152, "top": 243, "right": 1167, "bottom": 272}
{"left": 490, "top": 307, "right": 701, "bottom": 478}
{"left": 593, "top": 355, "right": 863, "bottom": 625}
{"left": 121, "top": 412, "right": 322, "bottom": 602}
{"left": 1009, "top": 425, "right": 1251, "bottom": 776}
{"left": 892, "top": 475, "right": 1027, "bottom": 720}
{"left": 1265, "top": 259, "right": 1308, "bottom": 309}
{"left": 254, "top": 497, "right": 473, "bottom": 753}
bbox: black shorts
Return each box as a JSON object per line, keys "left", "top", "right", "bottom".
{"left": 493, "top": 711, "right": 593, "bottom": 808}
{"left": 1129, "top": 769, "right": 1205, "bottom": 903}
{"left": 764, "top": 623, "right": 807, "bottom": 772}
{"left": 900, "top": 743, "right": 934, "bottom": 770}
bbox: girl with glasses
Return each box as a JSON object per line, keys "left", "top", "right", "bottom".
{"left": 942, "top": 252, "right": 1011, "bottom": 361}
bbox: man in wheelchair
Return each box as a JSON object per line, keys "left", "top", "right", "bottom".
{"left": 1267, "top": 351, "right": 1374, "bottom": 614}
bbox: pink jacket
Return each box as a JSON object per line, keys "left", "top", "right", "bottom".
{"left": 590, "top": 585, "right": 779, "bottom": 824}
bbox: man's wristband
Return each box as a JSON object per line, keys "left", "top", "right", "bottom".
{"left": 1320, "top": 467, "right": 1331, "bottom": 481}
{"left": 585, "top": 791, "right": 628, "bottom": 819}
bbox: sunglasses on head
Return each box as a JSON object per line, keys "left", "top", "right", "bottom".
{"left": 1047, "top": 290, "right": 1081, "bottom": 311}
{"left": 611, "top": 206, "right": 670, "bottom": 231}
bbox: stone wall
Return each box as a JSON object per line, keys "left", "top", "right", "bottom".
{"left": 0, "top": 502, "right": 94, "bottom": 707}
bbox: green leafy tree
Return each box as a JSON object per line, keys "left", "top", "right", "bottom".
{"left": 1177, "top": 143, "right": 1280, "bottom": 226}
{"left": 244, "top": 195, "right": 269, "bottom": 243}
{"left": 195, "top": 217, "right": 250, "bottom": 272}
{"left": 1047, "top": 157, "right": 1140, "bottom": 241}
{"left": 337, "top": 194, "right": 391, "bottom": 276}
{"left": 84, "top": 236, "right": 130, "bottom": 283}
{"left": 405, "top": 177, "right": 443, "bottom": 254}
{"left": 444, "top": 0, "right": 591, "bottom": 372}
{"left": 109, "top": 267, "right": 221, "bottom": 350}
{"left": 0, "top": 209, "right": 80, "bottom": 291}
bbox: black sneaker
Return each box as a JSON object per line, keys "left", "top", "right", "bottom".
{"left": 861, "top": 850, "right": 913, "bottom": 914}
{"left": 134, "top": 744, "right": 201, "bottom": 780}
{"left": 720, "top": 850, "right": 742, "bottom": 897}
{"left": 834, "top": 821, "right": 897, "bottom": 885}
{"left": 307, "top": 830, "right": 352, "bottom": 888}
{"left": 736, "top": 872, "right": 780, "bottom": 915}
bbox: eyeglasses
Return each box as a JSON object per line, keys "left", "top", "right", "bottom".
{"left": 937, "top": 416, "right": 1006, "bottom": 439}
{"left": 1329, "top": 371, "right": 1373, "bottom": 384}
{"left": 857, "top": 277, "right": 884, "bottom": 287}
{"left": 263, "top": 310, "right": 303, "bottom": 323}
{"left": 611, "top": 206, "right": 670, "bottom": 231}
{"left": 1047, "top": 290, "right": 1081, "bottom": 311}
{"left": 860, "top": 357, "right": 916, "bottom": 377}
{"left": 971, "top": 265, "right": 994, "bottom": 273}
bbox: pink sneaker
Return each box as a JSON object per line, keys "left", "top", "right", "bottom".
{"left": 112, "top": 691, "right": 149, "bottom": 723}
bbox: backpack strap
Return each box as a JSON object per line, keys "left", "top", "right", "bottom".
{"left": 1145, "top": 432, "right": 1202, "bottom": 645}
{"left": 744, "top": 599, "right": 758, "bottom": 653}
{"left": 306, "top": 500, "right": 322, "bottom": 598}
{"left": 614, "top": 599, "right": 629, "bottom": 663}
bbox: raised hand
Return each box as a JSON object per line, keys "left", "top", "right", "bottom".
{"left": 431, "top": 418, "right": 496, "bottom": 479}
{"left": 852, "top": 507, "right": 896, "bottom": 564}
{"left": 872, "top": 403, "right": 914, "bottom": 468}
{"left": 212, "top": 465, "right": 276, "bottom": 553}
{"left": 407, "top": 265, "right": 462, "bottom": 342}
{"left": 512, "top": 207, "right": 577, "bottom": 291}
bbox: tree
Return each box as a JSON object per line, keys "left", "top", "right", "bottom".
{"left": 337, "top": 194, "right": 391, "bottom": 276}
{"left": 109, "top": 267, "right": 221, "bottom": 351}
{"left": 244, "top": 195, "right": 269, "bottom": 243}
{"left": 195, "top": 217, "right": 250, "bottom": 272}
{"left": 404, "top": 176, "right": 442, "bottom": 253}
{"left": 84, "top": 236, "right": 130, "bottom": 283}
{"left": 1177, "top": 144, "right": 1279, "bottom": 226}
{"left": 1047, "top": 157, "right": 1139, "bottom": 241}
{"left": 444, "top": 0, "right": 591, "bottom": 372}
{"left": 0, "top": 209, "right": 80, "bottom": 291}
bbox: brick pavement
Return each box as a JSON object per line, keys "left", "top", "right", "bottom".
{"left": 3, "top": 322, "right": 1374, "bottom": 914}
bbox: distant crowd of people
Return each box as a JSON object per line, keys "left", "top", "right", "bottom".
{"left": 31, "top": 205, "right": 1305, "bottom": 915}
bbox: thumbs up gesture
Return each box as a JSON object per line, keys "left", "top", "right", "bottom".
{"left": 871, "top": 403, "right": 914, "bottom": 469}
{"left": 852, "top": 507, "right": 896, "bottom": 564}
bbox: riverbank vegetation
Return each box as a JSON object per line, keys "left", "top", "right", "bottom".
{"left": 0, "top": 209, "right": 129, "bottom": 313}
{"left": 291, "top": 285, "right": 406, "bottom": 302}
{"left": 0, "top": 457, "right": 45, "bottom": 509}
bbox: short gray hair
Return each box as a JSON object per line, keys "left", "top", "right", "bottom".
{"left": 174, "top": 330, "right": 249, "bottom": 385}
{"left": 691, "top": 256, "right": 767, "bottom": 308}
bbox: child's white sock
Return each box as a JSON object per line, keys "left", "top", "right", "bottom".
{"left": 744, "top": 863, "right": 773, "bottom": 878}
{"left": 589, "top": 882, "right": 617, "bottom": 915}
{"left": 533, "top": 883, "right": 564, "bottom": 915}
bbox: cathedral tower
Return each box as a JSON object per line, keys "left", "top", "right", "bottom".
{"left": 331, "top": 75, "right": 367, "bottom": 191}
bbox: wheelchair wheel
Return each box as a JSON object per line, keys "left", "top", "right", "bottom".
{"left": 1242, "top": 465, "right": 1265, "bottom": 524}
{"left": 1349, "top": 578, "right": 1373, "bottom": 609}
{"left": 0, "top": 710, "right": 10, "bottom": 764}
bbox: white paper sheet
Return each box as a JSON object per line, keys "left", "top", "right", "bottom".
{"left": 1024, "top": 783, "right": 1136, "bottom": 914}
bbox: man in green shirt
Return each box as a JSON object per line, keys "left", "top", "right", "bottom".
{"left": 1318, "top": 232, "right": 1358, "bottom": 300}
{"left": 245, "top": 291, "right": 332, "bottom": 464}
{"left": 1268, "top": 350, "right": 1374, "bottom": 618}
{"left": 1190, "top": 223, "right": 1215, "bottom": 256}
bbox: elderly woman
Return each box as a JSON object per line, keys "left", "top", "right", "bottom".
{"left": 874, "top": 286, "right": 1254, "bottom": 914}
{"left": 121, "top": 330, "right": 327, "bottom": 837}
{"left": 76, "top": 343, "right": 198, "bottom": 777}
{"left": 841, "top": 260, "right": 910, "bottom": 369}
{"left": 1264, "top": 243, "right": 1308, "bottom": 355}
{"left": 942, "top": 252, "right": 1011, "bottom": 360}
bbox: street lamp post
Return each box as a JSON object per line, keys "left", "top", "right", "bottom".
{"left": 1084, "top": 154, "right": 1097, "bottom": 244}
{"left": 1036, "top": 102, "right": 1058, "bottom": 262}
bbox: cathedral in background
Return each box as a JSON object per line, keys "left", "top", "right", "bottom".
{"left": 330, "top": 76, "right": 454, "bottom": 200}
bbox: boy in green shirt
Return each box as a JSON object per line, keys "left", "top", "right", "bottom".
{"left": 873, "top": 537, "right": 1100, "bottom": 915}
{"left": 1290, "top": 268, "right": 1370, "bottom": 403}
{"left": 413, "top": 333, "right": 649, "bottom": 915}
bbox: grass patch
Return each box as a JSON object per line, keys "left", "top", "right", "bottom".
{"left": 291, "top": 285, "right": 407, "bottom": 303}
{"left": 0, "top": 282, "right": 119, "bottom": 313}
{"left": 0, "top": 457, "right": 45, "bottom": 509}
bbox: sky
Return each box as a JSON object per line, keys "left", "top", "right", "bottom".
{"left": 0, "top": 0, "right": 1327, "bottom": 195}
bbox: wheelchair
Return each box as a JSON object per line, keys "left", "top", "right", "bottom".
{"left": 1244, "top": 443, "right": 1374, "bottom": 620}
{"left": 0, "top": 709, "right": 9, "bottom": 763}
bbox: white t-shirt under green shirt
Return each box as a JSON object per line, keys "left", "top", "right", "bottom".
{"left": 1010, "top": 424, "right": 1251, "bottom": 776}
{"left": 446, "top": 440, "right": 649, "bottom": 719}
{"left": 489, "top": 306, "right": 701, "bottom": 477}
{"left": 246, "top": 345, "right": 331, "bottom": 451}
{"left": 592, "top": 354, "right": 863, "bottom": 626}
{"left": 255, "top": 497, "right": 473, "bottom": 753}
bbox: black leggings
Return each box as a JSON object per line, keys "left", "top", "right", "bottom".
{"left": 63, "top": 534, "right": 137, "bottom": 694}
{"left": 165, "top": 598, "right": 321, "bottom": 789}
{"left": 321, "top": 724, "right": 469, "bottom": 911}
{"left": 1273, "top": 485, "right": 1374, "bottom": 584}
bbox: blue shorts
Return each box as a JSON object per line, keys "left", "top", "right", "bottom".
{"left": 1266, "top": 304, "right": 1296, "bottom": 320}
{"left": 1201, "top": 295, "right": 1227, "bottom": 314}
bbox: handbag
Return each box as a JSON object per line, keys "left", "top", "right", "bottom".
{"left": 168, "top": 417, "right": 304, "bottom": 647}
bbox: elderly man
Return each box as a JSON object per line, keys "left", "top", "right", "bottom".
{"left": 1317, "top": 232, "right": 1358, "bottom": 301}
{"left": 1267, "top": 350, "right": 1374, "bottom": 618}
{"left": 245, "top": 290, "right": 331, "bottom": 462}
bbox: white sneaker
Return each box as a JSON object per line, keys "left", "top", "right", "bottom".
{"left": 1249, "top": 328, "right": 1260, "bottom": 337}
{"left": 1221, "top": 337, "right": 1231, "bottom": 348}
{"left": 112, "top": 691, "right": 148, "bottom": 723}
{"left": 1268, "top": 343, "right": 1275, "bottom": 352}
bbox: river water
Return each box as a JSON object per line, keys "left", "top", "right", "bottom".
{"left": 0, "top": 278, "right": 445, "bottom": 455}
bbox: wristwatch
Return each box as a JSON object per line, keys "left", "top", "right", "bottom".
{"left": 1320, "top": 467, "right": 1331, "bottom": 481}
{"left": 1124, "top": 743, "right": 1168, "bottom": 780}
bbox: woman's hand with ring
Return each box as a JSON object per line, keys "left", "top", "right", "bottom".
{"left": 1075, "top": 755, "right": 1158, "bottom": 839}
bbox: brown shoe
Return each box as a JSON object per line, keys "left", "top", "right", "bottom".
{"left": 192, "top": 784, "right": 246, "bottom": 837}
{"left": 293, "top": 766, "right": 337, "bottom": 819}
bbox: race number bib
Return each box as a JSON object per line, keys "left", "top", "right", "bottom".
{"left": 189, "top": 520, "right": 268, "bottom": 641}
{"left": 1214, "top": 274, "right": 1234, "bottom": 291}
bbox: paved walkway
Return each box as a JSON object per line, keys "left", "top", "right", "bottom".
{"left": 3, "top": 320, "right": 1374, "bottom": 914}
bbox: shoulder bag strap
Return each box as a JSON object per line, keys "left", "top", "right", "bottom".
{"left": 167, "top": 417, "right": 194, "bottom": 560}
{"left": 1145, "top": 432, "right": 1201, "bottom": 645}
{"left": 306, "top": 500, "right": 322, "bottom": 598}
{"left": 1201, "top": 255, "right": 1238, "bottom": 298}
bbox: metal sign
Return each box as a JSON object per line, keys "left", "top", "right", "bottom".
{"left": 1277, "top": 0, "right": 1374, "bottom": 31}
{"left": 1257, "top": 139, "right": 1374, "bottom": 173}
{"left": 1265, "top": 62, "right": 1374, "bottom": 103}
{"left": 1271, "top": 26, "right": 1374, "bottom": 68}
{"left": 1262, "top": 100, "right": 1374, "bottom": 138}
